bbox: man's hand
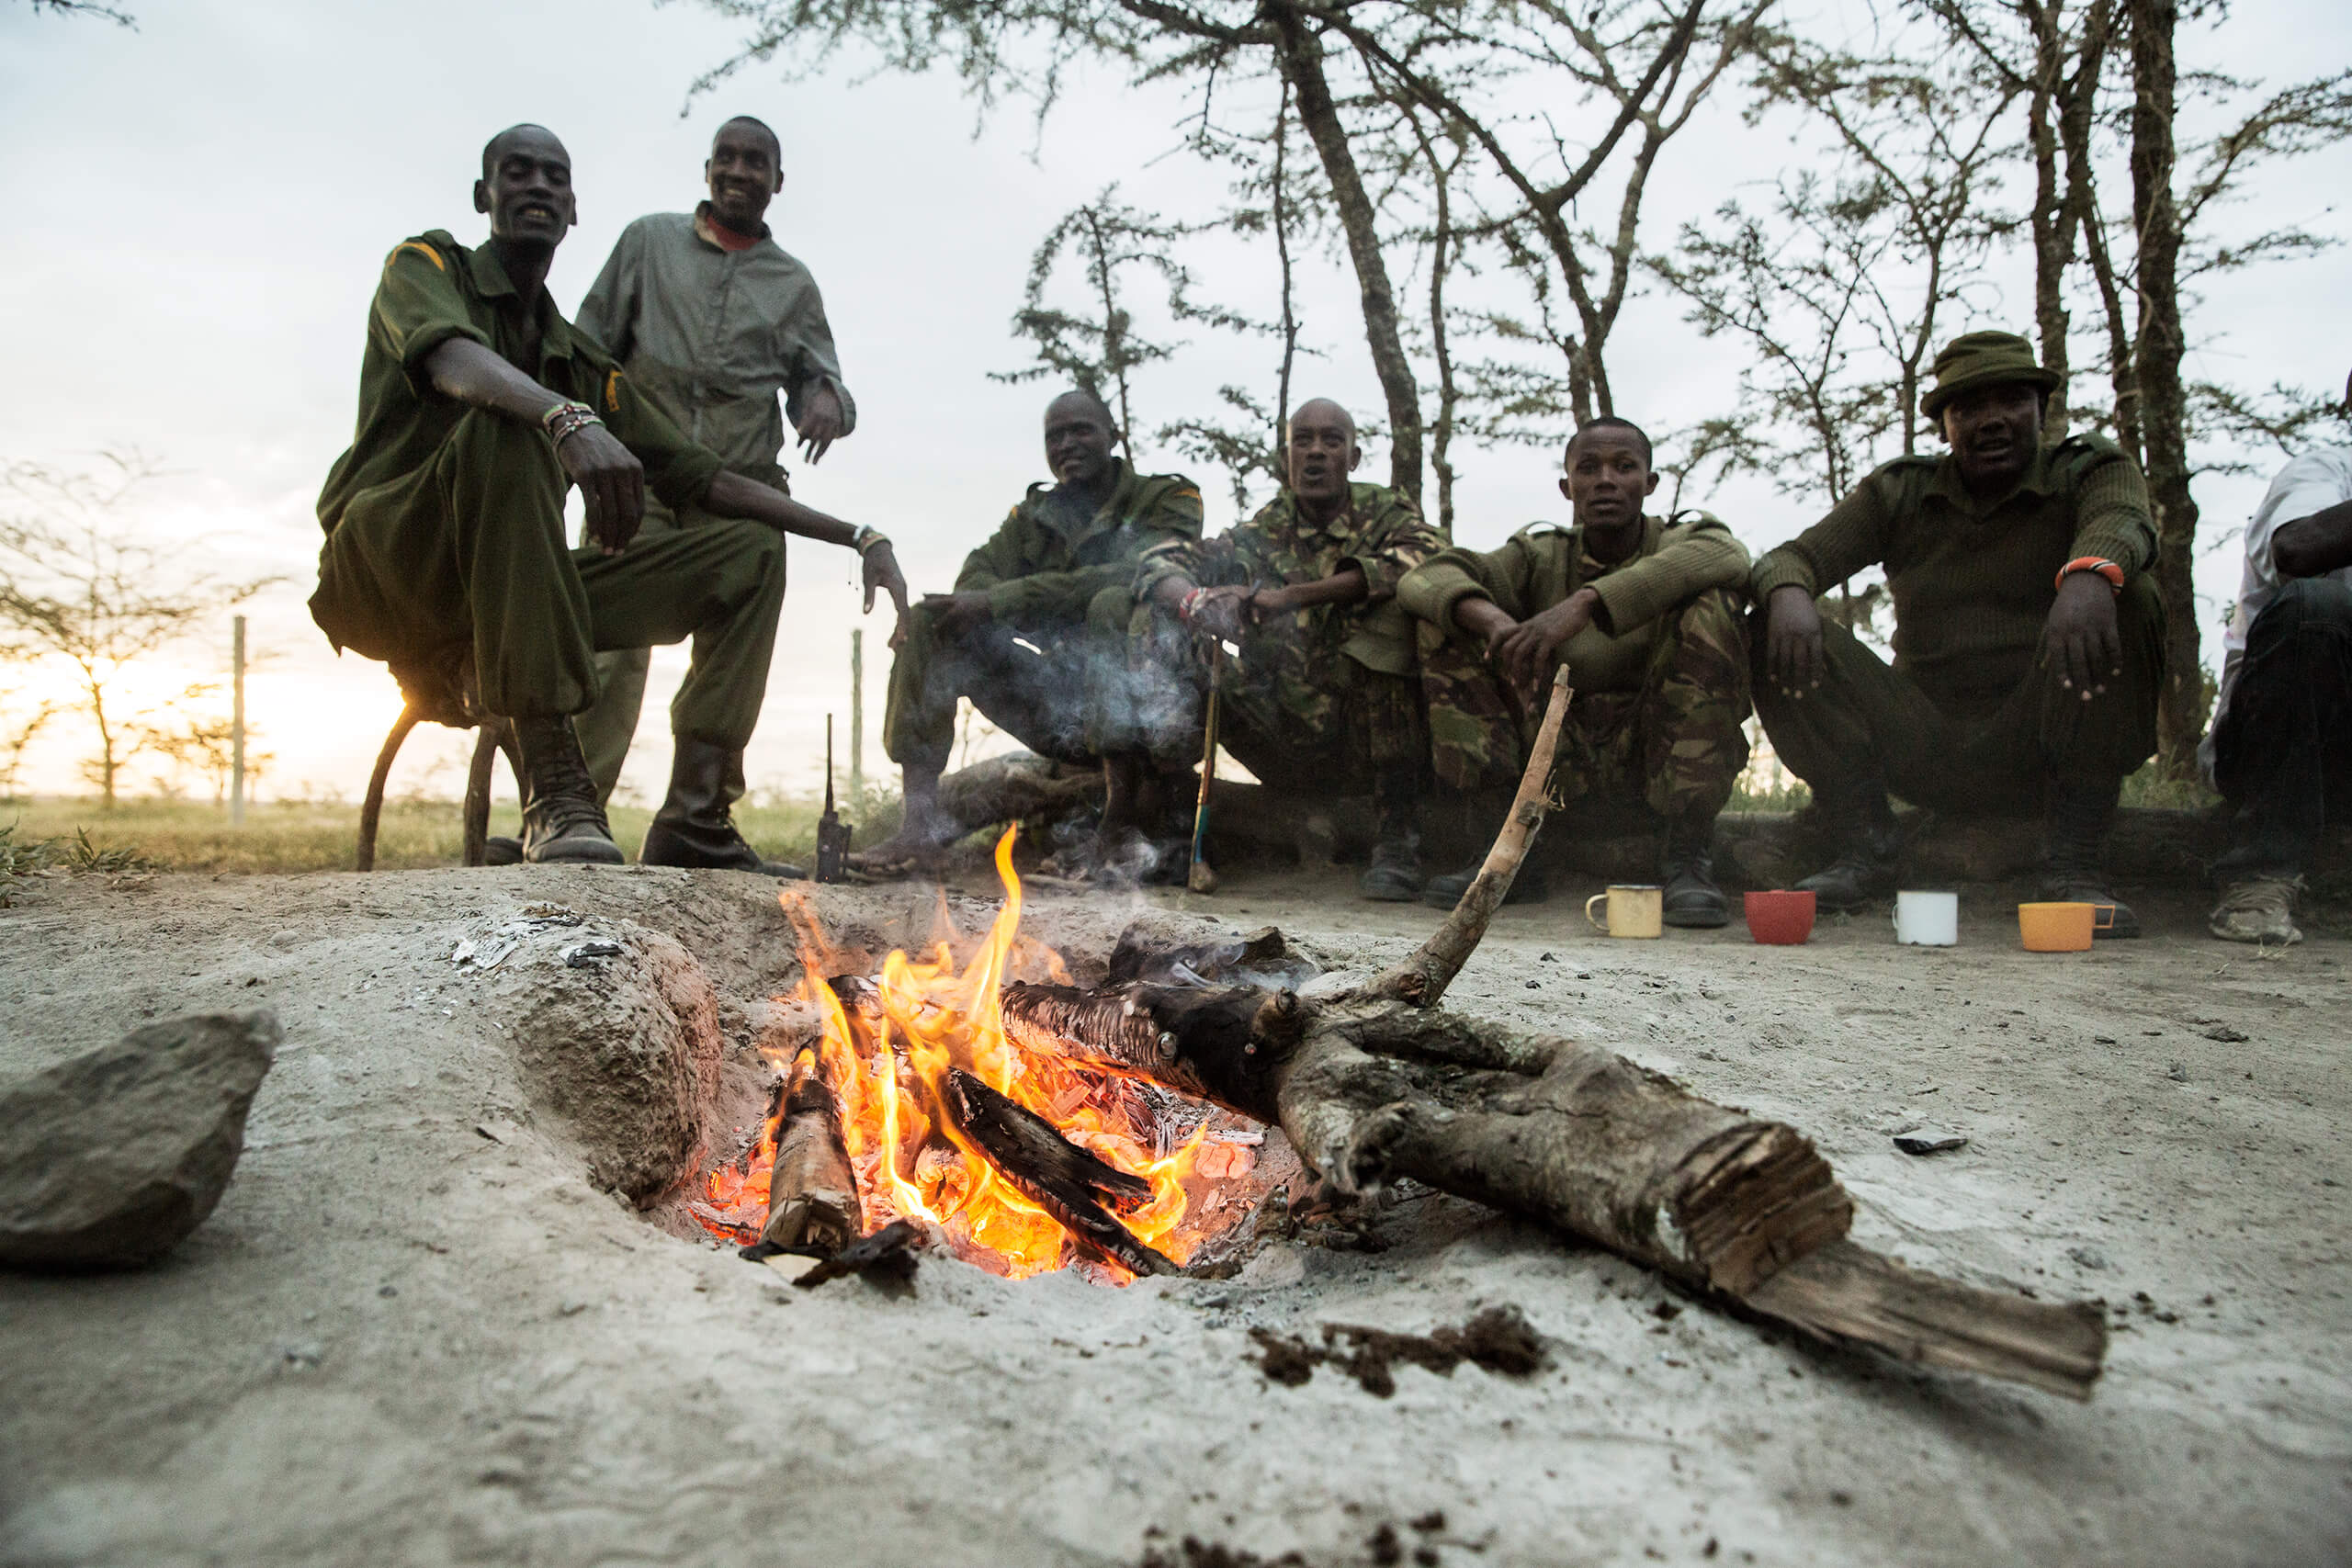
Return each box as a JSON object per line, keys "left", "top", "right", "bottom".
{"left": 796, "top": 384, "right": 849, "bottom": 465}
{"left": 561, "top": 423, "right": 648, "bottom": 555}
{"left": 922, "top": 590, "right": 993, "bottom": 640}
{"left": 1453, "top": 597, "right": 1521, "bottom": 663}
{"left": 864, "top": 541, "right": 911, "bottom": 628}
{"left": 2044, "top": 570, "right": 2121, "bottom": 699}
{"left": 1764, "top": 584, "right": 1826, "bottom": 696}
{"left": 1497, "top": 586, "right": 1600, "bottom": 700}
{"left": 1190, "top": 583, "right": 1255, "bottom": 645}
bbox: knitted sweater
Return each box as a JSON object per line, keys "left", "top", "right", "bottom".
{"left": 1749, "top": 434, "right": 2155, "bottom": 689}
{"left": 1399, "top": 511, "right": 1750, "bottom": 693}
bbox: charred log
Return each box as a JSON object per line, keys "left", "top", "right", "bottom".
{"left": 757, "top": 1047, "right": 861, "bottom": 1256}
{"left": 999, "top": 981, "right": 1291, "bottom": 1121}
{"left": 941, "top": 1069, "right": 1177, "bottom": 1279}
{"left": 795, "top": 1217, "right": 922, "bottom": 1293}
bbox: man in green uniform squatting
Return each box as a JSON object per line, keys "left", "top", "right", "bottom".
{"left": 569, "top": 114, "right": 858, "bottom": 819}
{"left": 848, "top": 389, "right": 1204, "bottom": 871}
{"left": 311, "top": 125, "right": 908, "bottom": 869}
{"left": 1751, "top": 330, "right": 2163, "bottom": 933}
{"left": 1120, "top": 397, "right": 1448, "bottom": 900}
{"left": 1398, "top": 417, "right": 1753, "bottom": 926}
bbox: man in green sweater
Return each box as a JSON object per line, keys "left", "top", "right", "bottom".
{"left": 1751, "top": 331, "right": 2163, "bottom": 932}
{"left": 850, "top": 389, "right": 1204, "bottom": 871}
{"left": 1399, "top": 418, "right": 1753, "bottom": 925}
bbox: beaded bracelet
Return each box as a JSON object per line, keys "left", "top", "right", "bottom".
{"left": 540, "top": 400, "right": 604, "bottom": 447}
{"left": 1179, "top": 586, "right": 1210, "bottom": 625}
{"left": 848, "top": 523, "right": 891, "bottom": 555}
{"left": 2055, "top": 557, "right": 2124, "bottom": 593}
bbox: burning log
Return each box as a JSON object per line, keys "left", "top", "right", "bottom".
{"left": 941, "top": 1069, "right": 1178, "bottom": 1279}
{"left": 796, "top": 1217, "right": 923, "bottom": 1292}
{"left": 994, "top": 667, "right": 2109, "bottom": 1399}
{"left": 757, "top": 1047, "right": 861, "bottom": 1256}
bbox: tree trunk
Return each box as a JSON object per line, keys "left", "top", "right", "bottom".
{"left": 2025, "top": 2, "right": 2072, "bottom": 436}
{"left": 2129, "top": 0, "right": 2203, "bottom": 778}
{"left": 1270, "top": 4, "right": 1423, "bottom": 501}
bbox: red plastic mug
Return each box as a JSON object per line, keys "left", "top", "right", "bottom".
{"left": 1745, "top": 889, "right": 1816, "bottom": 945}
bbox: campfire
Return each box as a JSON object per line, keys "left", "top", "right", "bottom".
{"left": 689, "top": 830, "right": 1269, "bottom": 1281}
{"left": 682, "top": 672, "right": 2110, "bottom": 1401}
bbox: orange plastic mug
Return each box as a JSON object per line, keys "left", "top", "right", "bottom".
{"left": 2017, "top": 901, "right": 2112, "bottom": 952}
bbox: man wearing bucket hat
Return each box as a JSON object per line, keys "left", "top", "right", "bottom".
{"left": 2200, "top": 367, "right": 2352, "bottom": 946}
{"left": 1751, "top": 329, "right": 2163, "bottom": 935}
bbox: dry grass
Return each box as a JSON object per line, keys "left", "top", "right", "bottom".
{"left": 0, "top": 791, "right": 905, "bottom": 877}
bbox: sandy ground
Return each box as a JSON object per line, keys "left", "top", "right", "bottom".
{"left": 1, "top": 860, "right": 2346, "bottom": 1568}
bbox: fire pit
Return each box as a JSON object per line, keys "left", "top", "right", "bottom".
{"left": 688, "top": 831, "right": 1278, "bottom": 1281}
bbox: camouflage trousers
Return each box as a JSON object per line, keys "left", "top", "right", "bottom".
{"left": 1421, "top": 587, "right": 1751, "bottom": 823}
{"left": 1101, "top": 594, "right": 1427, "bottom": 798}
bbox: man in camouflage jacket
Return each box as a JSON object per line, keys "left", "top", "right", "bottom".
{"left": 1398, "top": 417, "right": 1751, "bottom": 925}
{"left": 851, "top": 389, "right": 1204, "bottom": 870}
{"left": 1121, "top": 398, "right": 1447, "bottom": 899}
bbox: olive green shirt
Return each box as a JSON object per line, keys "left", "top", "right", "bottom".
{"left": 318, "top": 231, "right": 723, "bottom": 536}
{"left": 1136, "top": 481, "right": 1446, "bottom": 675}
{"left": 956, "top": 460, "right": 1204, "bottom": 624}
{"left": 1749, "top": 434, "right": 2155, "bottom": 687}
{"left": 575, "top": 206, "right": 854, "bottom": 491}
{"left": 1400, "top": 511, "right": 1751, "bottom": 693}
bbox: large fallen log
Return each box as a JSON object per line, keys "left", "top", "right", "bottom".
{"left": 1001, "top": 667, "right": 2107, "bottom": 1399}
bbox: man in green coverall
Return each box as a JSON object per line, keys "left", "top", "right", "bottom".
{"left": 1399, "top": 418, "right": 1753, "bottom": 925}
{"left": 1750, "top": 330, "right": 2163, "bottom": 933}
{"left": 849, "top": 389, "right": 1204, "bottom": 871}
{"left": 1124, "top": 398, "right": 1448, "bottom": 900}
{"left": 311, "top": 125, "right": 907, "bottom": 869}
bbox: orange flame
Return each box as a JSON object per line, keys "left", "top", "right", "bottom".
{"left": 697, "top": 828, "right": 1212, "bottom": 1280}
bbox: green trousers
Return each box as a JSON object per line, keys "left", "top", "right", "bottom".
{"left": 1421, "top": 586, "right": 1752, "bottom": 824}
{"left": 881, "top": 596, "right": 1120, "bottom": 776}
{"left": 574, "top": 496, "right": 680, "bottom": 801}
{"left": 1749, "top": 574, "right": 2164, "bottom": 813}
{"left": 309, "top": 408, "right": 787, "bottom": 749}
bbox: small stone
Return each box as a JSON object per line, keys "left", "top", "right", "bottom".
{"left": 378, "top": 1284, "right": 398, "bottom": 1298}
{"left": 2068, "top": 1246, "right": 2109, "bottom": 1271}
{"left": 269, "top": 931, "right": 300, "bottom": 950}
{"left": 1539, "top": 953, "right": 1557, "bottom": 963}
{"left": 2165, "top": 1063, "right": 2189, "bottom": 1083}
{"left": 558, "top": 1299, "right": 591, "bottom": 1316}
{"left": 0, "top": 1011, "right": 278, "bottom": 1268}
{"left": 1893, "top": 1127, "right": 1967, "bottom": 1155}
{"left": 2202, "top": 1024, "right": 2249, "bottom": 1043}
{"left": 278, "top": 1340, "right": 324, "bottom": 1371}
{"left": 1525, "top": 979, "right": 1541, "bottom": 989}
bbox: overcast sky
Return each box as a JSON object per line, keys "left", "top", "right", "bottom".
{"left": 2, "top": 0, "right": 2346, "bottom": 806}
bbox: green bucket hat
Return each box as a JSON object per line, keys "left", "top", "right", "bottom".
{"left": 1919, "top": 330, "right": 2062, "bottom": 421}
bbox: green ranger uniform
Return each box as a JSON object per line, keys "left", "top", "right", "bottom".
{"left": 1125, "top": 482, "right": 1445, "bottom": 795}
{"left": 882, "top": 460, "right": 1204, "bottom": 774}
{"left": 310, "top": 232, "right": 785, "bottom": 749}
{"left": 1399, "top": 512, "right": 1753, "bottom": 824}
{"left": 1749, "top": 433, "right": 2163, "bottom": 812}
{"left": 570, "top": 205, "right": 858, "bottom": 799}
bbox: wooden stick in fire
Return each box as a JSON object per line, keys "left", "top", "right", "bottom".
{"left": 1186, "top": 639, "right": 1224, "bottom": 895}
{"left": 758, "top": 1045, "right": 862, "bottom": 1255}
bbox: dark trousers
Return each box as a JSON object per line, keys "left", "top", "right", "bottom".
{"left": 310, "top": 409, "right": 788, "bottom": 749}
{"left": 1751, "top": 575, "right": 2164, "bottom": 814}
{"left": 2211, "top": 577, "right": 2352, "bottom": 879}
{"left": 881, "top": 607, "right": 1099, "bottom": 775}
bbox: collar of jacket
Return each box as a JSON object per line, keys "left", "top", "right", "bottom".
{"left": 464, "top": 240, "right": 578, "bottom": 364}
{"left": 693, "top": 201, "right": 773, "bottom": 250}
{"left": 1034, "top": 458, "right": 1140, "bottom": 535}
{"left": 1925, "top": 442, "right": 2064, "bottom": 518}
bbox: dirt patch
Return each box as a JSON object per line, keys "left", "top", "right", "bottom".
{"left": 1, "top": 863, "right": 2346, "bottom": 1566}
{"left": 1250, "top": 1305, "right": 1546, "bottom": 1397}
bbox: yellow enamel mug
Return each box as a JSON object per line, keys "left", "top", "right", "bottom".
{"left": 2018, "top": 901, "right": 2112, "bottom": 952}
{"left": 1585, "top": 884, "right": 1664, "bottom": 939}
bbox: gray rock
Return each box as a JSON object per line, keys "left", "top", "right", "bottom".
{"left": 0, "top": 1011, "right": 279, "bottom": 1269}
{"left": 1893, "top": 1127, "right": 1968, "bottom": 1155}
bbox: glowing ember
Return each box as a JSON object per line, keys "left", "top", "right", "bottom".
{"left": 693, "top": 829, "right": 1255, "bottom": 1280}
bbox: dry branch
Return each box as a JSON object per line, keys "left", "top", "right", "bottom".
{"left": 759, "top": 1047, "right": 861, "bottom": 1255}
{"left": 942, "top": 1069, "right": 1177, "bottom": 1278}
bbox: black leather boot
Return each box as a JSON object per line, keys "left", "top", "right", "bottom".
{"left": 1660, "top": 815, "right": 1730, "bottom": 928}
{"left": 640, "top": 738, "right": 806, "bottom": 877}
{"left": 512, "top": 716, "right": 624, "bottom": 865}
{"left": 1792, "top": 776, "right": 1901, "bottom": 912}
{"left": 1420, "top": 863, "right": 1548, "bottom": 908}
{"left": 2041, "top": 775, "right": 2139, "bottom": 937}
{"left": 1358, "top": 773, "right": 1426, "bottom": 902}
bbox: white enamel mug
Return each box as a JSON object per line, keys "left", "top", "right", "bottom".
{"left": 1894, "top": 890, "right": 1959, "bottom": 946}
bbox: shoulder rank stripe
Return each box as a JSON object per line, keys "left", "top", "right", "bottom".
{"left": 388, "top": 241, "right": 447, "bottom": 272}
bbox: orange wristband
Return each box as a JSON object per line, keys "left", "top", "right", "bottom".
{"left": 2057, "top": 557, "right": 2125, "bottom": 593}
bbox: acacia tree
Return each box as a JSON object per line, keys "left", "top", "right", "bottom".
{"left": 0, "top": 457, "right": 274, "bottom": 807}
